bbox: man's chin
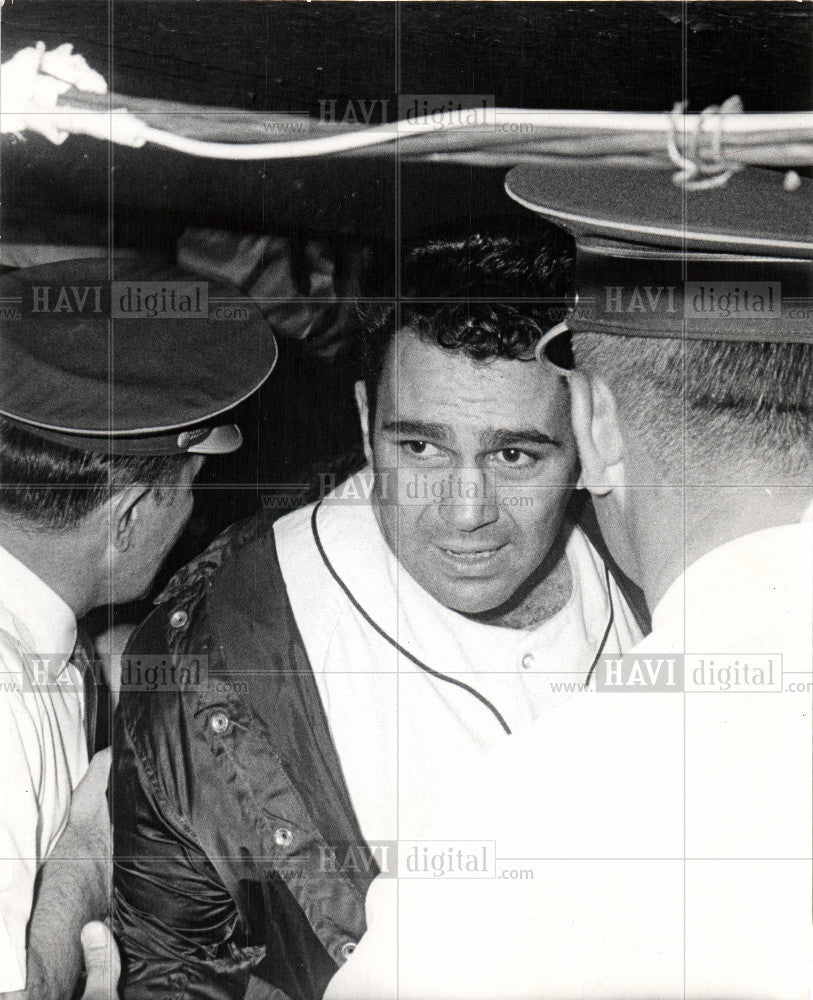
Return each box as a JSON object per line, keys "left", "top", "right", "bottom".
{"left": 429, "top": 579, "right": 515, "bottom": 617}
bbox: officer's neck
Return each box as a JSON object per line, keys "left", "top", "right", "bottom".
{"left": 639, "top": 486, "right": 812, "bottom": 613}
{"left": 0, "top": 516, "right": 105, "bottom": 619}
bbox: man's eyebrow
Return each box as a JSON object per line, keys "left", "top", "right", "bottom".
{"left": 380, "top": 420, "right": 450, "bottom": 440}
{"left": 483, "top": 428, "right": 561, "bottom": 449}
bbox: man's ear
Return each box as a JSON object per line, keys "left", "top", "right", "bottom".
{"left": 568, "top": 370, "right": 625, "bottom": 497}
{"left": 110, "top": 485, "right": 152, "bottom": 553}
{"left": 354, "top": 380, "right": 374, "bottom": 466}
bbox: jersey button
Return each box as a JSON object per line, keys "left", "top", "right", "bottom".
{"left": 520, "top": 652, "right": 535, "bottom": 670}
{"left": 169, "top": 608, "right": 188, "bottom": 629}
{"left": 210, "top": 710, "right": 230, "bottom": 735}
{"left": 341, "top": 941, "right": 357, "bottom": 960}
{"left": 274, "top": 827, "right": 293, "bottom": 848}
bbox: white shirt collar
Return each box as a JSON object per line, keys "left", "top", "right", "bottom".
{"left": 0, "top": 543, "right": 77, "bottom": 664}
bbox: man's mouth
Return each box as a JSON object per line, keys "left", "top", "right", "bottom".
{"left": 437, "top": 543, "right": 506, "bottom": 565}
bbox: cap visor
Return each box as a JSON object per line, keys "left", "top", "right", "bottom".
{"left": 187, "top": 424, "right": 243, "bottom": 455}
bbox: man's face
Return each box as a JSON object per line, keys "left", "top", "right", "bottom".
{"left": 357, "top": 329, "right": 579, "bottom": 615}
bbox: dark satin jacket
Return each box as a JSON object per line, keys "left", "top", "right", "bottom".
{"left": 112, "top": 514, "right": 375, "bottom": 1000}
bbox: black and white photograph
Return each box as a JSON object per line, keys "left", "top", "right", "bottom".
{"left": 0, "top": 2, "right": 811, "bottom": 998}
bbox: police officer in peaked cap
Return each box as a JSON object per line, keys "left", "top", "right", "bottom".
{"left": 0, "top": 253, "right": 277, "bottom": 1000}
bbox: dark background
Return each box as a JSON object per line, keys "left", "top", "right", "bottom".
{"left": 3, "top": 2, "right": 811, "bottom": 243}
{"left": 2, "top": 1, "right": 811, "bottom": 597}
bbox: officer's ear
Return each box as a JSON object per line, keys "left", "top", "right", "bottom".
{"left": 568, "top": 369, "right": 625, "bottom": 497}
{"left": 354, "top": 381, "right": 374, "bottom": 466}
{"left": 110, "top": 485, "right": 152, "bottom": 552}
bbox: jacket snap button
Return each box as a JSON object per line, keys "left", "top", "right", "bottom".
{"left": 210, "top": 711, "right": 230, "bottom": 735}
{"left": 170, "top": 608, "right": 188, "bottom": 629}
{"left": 341, "top": 941, "right": 357, "bottom": 960}
{"left": 274, "top": 827, "right": 293, "bottom": 848}
{"left": 521, "top": 652, "right": 535, "bottom": 670}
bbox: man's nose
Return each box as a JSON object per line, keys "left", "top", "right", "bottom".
{"left": 436, "top": 469, "right": 499, "bottom": 532}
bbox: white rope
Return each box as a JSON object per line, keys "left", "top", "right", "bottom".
{"left": 136, "top": 109, "right": 813, "bottom": 161}
{"left": 667, "top": 96, "right": 746, "bottom": 190}
{"left": 0, "top": 42, "right": 109, "bottom": 142}
{"left": 3, "top": 43, "right": 812, "bottom": 183}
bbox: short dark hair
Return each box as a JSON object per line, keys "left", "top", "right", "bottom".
{"left": 357, "top": 231, "right": 574, "bottom": 421}
{"left": 0, "top": 417, "right": 192, "bottom": 531}
{"left": 572, "top": 334, "right": 813, "bottom": 483}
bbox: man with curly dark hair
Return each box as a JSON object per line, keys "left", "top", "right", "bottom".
{"left": 354, "top": 233, "right": 582, "bottom": 625}
{"left": 113, "top": 233, "right": 647, "bottom": 1000}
